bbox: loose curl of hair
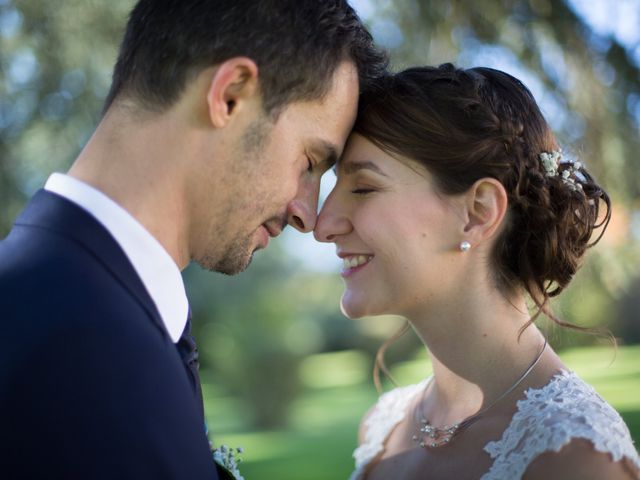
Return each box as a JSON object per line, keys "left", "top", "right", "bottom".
{"left": 357, "top": 64, "right": 612, "bottom": 391}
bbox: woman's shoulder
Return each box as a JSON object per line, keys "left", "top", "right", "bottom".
{"left": 523, "top": 438, "right": 640, "bottom": 480}
{"left": 511, "top": 370, "right": 636, "bottom": 452}
{"left": 361, "top": 379, "right": 429, "bottom": 434}
{"left": 353, "top": 379, "right": 429, "bottom": 473}
{"left": 483, "top": 370, "right": 640, "bottom": 479}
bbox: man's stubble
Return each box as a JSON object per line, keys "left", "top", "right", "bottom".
{"left": 198, "top": 117, "right": 274, "bottom": 275}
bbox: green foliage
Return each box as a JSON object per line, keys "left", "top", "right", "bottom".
{"left": 0, "top": 0, "right": 134, "bottom": 232}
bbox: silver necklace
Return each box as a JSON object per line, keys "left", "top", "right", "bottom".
{"left": 412, "top": 338, "right": 547, "bottom": 448}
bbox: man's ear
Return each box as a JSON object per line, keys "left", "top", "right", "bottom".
{"left": 206, "top": 57, "right": 259, "bottom": 128}
{"left": 462, "top": 178, "right": 508, "bottom": 244}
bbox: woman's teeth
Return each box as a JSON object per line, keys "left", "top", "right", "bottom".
{"left": 343, "top": 255, "right": 372, "bottom": 269}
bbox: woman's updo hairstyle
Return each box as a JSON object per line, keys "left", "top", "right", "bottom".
{"left": 355, "top": 63, "right": 611, "bottom": 321}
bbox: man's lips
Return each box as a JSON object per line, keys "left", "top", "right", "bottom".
{"left": 256, "top": 225, "right": 270, "bottom": 250}
{"left": 255, "top": 219, "right": 286, "bottom": 250}
{"left": 263, "top": 222, "right": 283, "bottom": 238}
{"left": 262, "top": 215, "right": 288, "bottom": 238}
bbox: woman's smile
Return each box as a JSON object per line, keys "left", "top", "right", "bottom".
{"left": 339, "top": 254, "right": 374, "bottom": 277}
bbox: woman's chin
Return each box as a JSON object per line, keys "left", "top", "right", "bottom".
{"left": 340, "top": 293, "right": 373, "bottom": 319}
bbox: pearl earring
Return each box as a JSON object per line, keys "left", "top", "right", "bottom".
{"left": 459, "top": 241, "right": 471, "bottom": 252}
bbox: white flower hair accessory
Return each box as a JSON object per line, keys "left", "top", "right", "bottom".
{"left": 538, "top": 149, "right": 584, "bottom": 192}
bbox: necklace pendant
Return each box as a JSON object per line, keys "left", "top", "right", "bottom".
{"left": 412, "top": 339, "right": 548, "bottom": 451}
{"left": 413, "top": 421, "right": 459, "bottom": 449}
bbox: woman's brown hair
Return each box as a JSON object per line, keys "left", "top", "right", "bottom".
{"left": 356, "top": 64, "right": 612, "bottom": 391}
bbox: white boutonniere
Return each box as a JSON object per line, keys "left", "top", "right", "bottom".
{"left": 212, "top": 445, "right": 245, "bottom": 480}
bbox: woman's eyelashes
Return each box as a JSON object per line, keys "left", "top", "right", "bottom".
{"left": 349, "top": 177, "right": 382, "bottom": 195}
{"left": 351, "top": 188, "right": 375, "bottom": 195}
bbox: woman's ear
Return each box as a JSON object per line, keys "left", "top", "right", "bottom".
{"left": 462, "top": 178, "right": 508, "bottom": 244}
{"left": 205, "top": 57, "right": 259, "bottom": 128}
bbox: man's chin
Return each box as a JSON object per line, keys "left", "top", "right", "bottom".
{"left": 216, "top": 254, "right": 254, "bottom": 276}
{"left": 196, "top": 248, "right": 254, "bottom": 276}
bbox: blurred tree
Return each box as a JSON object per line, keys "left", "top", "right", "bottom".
{"left": 1, "top": 0, "right": 132, "bottom": 231}
{"left": 390, "top": 0, "right": 640, "bottom": 200}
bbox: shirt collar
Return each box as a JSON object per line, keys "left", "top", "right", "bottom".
{"left": 44, "top": 173, "right": 188, "bottom": 343}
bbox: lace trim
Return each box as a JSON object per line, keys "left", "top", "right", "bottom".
{"left": 349, "top": 379, "right": 429, "bottom": 480}
{"left": 349, "top": 371, "right": 639, "bottom": 480}
{"left": 482, "top": 370, "right": 640, "bottom": 479}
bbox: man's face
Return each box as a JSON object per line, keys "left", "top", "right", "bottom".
{"left": 193, "top": 61, "right": 359, "bottom": 274}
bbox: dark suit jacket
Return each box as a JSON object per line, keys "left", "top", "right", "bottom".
{"left": 0, "top": 190, "right": 219, "bottom": 479}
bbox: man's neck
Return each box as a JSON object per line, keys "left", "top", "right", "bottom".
{"left": 68, "top": 109, "right": 192, "bottom": 269}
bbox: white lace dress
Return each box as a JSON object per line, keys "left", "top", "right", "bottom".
{"left": 350, "top": 370, "right": 640, "bottom": 479}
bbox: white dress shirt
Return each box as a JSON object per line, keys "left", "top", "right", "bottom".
{"left": 44, "top": 173, "right": 188, "bottom": 343}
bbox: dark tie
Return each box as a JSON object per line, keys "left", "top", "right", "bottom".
{"left": 176, "top": 311, "right": 205, "bottom": 421}
{"left": 178, "top": 314, "right": 234, "bottom": 480}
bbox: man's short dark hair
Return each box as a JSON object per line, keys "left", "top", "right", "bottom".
{"left": 104, "top": 0, "right": 387, "bottom": 116}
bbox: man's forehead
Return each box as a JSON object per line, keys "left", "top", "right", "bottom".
{"left": 305, "top": 61, "right": 359, "bottom": 164}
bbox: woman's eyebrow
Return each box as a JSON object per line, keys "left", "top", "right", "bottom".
{"left": 337, "top": 159, "right": 389, "bottom": 177}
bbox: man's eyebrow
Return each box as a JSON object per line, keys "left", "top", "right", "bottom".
{"left": 338, "top": 159, "right": 389, "bottom": 177}
{"left": 311, "top": 140, "right": 339, "bottom": 169}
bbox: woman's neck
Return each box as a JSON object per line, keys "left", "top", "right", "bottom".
{"left": 405, "top": 285, "right": 547, "bottom": 426}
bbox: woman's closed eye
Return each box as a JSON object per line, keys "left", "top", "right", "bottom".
{"left": 351, "top": 187, "right": 376, "bottom": 195}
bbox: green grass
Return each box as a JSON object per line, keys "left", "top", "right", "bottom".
{"left": 204, "top": 345, "right": 640, "bottom": 480}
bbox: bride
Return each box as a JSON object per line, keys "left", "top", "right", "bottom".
{"left": 314, "top": 64, "right": 640, "bottom": 479}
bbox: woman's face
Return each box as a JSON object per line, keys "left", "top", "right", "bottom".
{"left": 314, "top": 134, "right": 465, "bottom": 319}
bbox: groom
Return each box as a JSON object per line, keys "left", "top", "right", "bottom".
{"left": 0, "top": 1, "right": 385, "bottom": 478}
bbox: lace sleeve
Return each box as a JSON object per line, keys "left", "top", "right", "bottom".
{"left": 350, "top": 380, "right": 428, "bottom": 480}
{"left": 482, "top": 370, "right": 640, "bottom": 479}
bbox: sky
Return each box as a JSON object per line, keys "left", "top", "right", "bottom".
{"left": 282, "top": 0, "right": 640, "bottom": 273}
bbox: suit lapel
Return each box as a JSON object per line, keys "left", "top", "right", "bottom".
{"left": 14, "top": 189, "right": 167, "bottom": 338}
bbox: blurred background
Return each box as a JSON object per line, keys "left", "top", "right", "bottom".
{"left": 2, "top": 0, "right": 640, "bottom": 478}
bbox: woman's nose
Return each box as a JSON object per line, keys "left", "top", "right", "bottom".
{"left": 314, "top": 190, "right": 351, "bottom": 243}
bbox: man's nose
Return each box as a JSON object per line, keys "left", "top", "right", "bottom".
{"left": 287, "top": 204, "right": 316, "bottom": 233}
{"left": 286, "top": 184, "right": 319, "bottom": 233}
